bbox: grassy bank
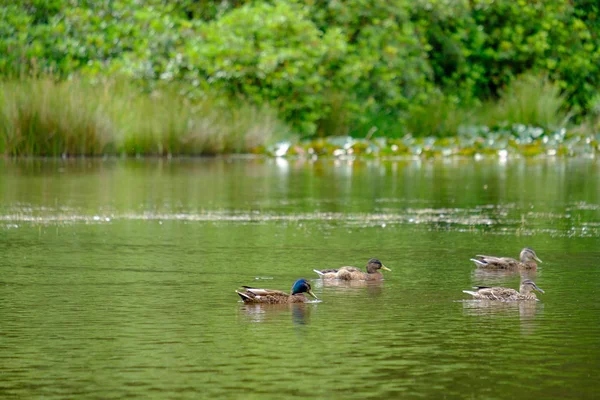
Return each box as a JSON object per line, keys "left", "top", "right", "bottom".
{"left": 4, "top": 1, "right": 599, "bottom": 138}
{"left": 0, "top": 75, "right": 598, "bottom": 158}
{"left": 271, "top": 129, "right": 599, "bottom": 159}
{"left": 0, "top": 77, "right": 288, "bottom": 156}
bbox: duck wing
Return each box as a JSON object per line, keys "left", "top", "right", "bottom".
{"left": 314, "top": 266, "right": 363, "bottom": 279}
{"left": 315, "top": 266, "right": 362, "bottom": 274}
{"left": 315, "top": 268, "right": 340, "bottom": 274}
{"left": 236, "top": 287, "right": 289, "bottom": 303}
{"left": 477, "top": 286, "right": 519, "bottom": 301}
{"left": 337, "top": 266, "right": 363, "bottom": 273}
{"left": 240, "top": 287, "right": 288, "bottom": 296}
{"left": 473, "top": 255, "right": 519, "bottom": 268}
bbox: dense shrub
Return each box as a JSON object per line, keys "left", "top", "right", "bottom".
{"left": 0, "top": 0, "right": 599, "bottom": 138}
{"left": 410, "top": 0, "right": 600, "bottom": 110}
{"left": 184, "top": 2, "right": 346, "bottom": 135}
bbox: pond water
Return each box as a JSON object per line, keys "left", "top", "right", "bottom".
{"left": 1, "top": 157, "right": 599, "bottom": 399}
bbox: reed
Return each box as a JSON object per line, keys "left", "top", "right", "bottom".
{"left": 0, "top": 77, "right": 287, "bottom": 156}
{"left": 404, "top": 95, "right": 473, "bottom": 137}
{"left": 0, "top": 78, "right": 113, "bottom": 156}
{"left": 475, "top": 74, "right": 570, "bottom": 130}
{"left": 400, "top": 74, "right": 569, "bottom": 137}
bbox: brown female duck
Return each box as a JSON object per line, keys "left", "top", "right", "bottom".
{"left": 471, "top": 248, "right": 542, "bottom": 270}
{"left": 463, "top": 279, "right": 545, "bottom": 301}
{"left": 236, "top": 279, "right": 318, "bottom": 304}
{"left": 313, "top": 258, "right": 391, "bottom": 281}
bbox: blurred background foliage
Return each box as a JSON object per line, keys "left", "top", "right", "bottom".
{"left": 1, "top": 0, "right": 599, "bottom": 138}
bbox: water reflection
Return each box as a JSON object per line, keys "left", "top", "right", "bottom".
{"left": 461, "top": 300, "right": 544, "bottom": 335}
{"left": 239, "top": 303, "right": 314, "bottom": 326}
{"left": 1, "top": 158, "right": 598, "bottom": 399}
{"left": 312, "top": 279, "right": 384, "bottom": 298}
{"left": 471, "top": 268, "right": 538, "bottom": 284}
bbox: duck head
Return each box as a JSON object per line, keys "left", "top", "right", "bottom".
{"left": 520, "top": 248, "right": 542, "bottom": 264}
{"left": 520, "top": 279, "right": 545, "bottom": 294}
{"left": 365, "top": 258, "right": 392, "bottom": 274}
{"left": 291, "top": 279, "right": 318, "bottom": 299}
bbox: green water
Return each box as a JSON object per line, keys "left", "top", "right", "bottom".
{"left": 1, "top": 158, "right": 599, "bottom": 399}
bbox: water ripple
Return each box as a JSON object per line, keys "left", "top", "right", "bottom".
{"left": 1, "top": 204, "right": 598, "bottom": 237}
{"left": 0, "top": 205, "right": 600, "bottom": 237}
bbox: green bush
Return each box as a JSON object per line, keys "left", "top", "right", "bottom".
{"left": 308, "top": 0, "right": 435, "bottom": 135}
{"left": 182, "top": 1, "right": 346, "bottom": 135}
{"left": 0, "top": 0, "right": 599, "bottom": 140}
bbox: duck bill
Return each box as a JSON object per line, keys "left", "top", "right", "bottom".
{"left": 534, "top": 256, "right": 543, "bottom": 263}
{"left": 307, "top": 290, "right": 318, "bottom": 300}
{"left": 533, "top": 284, "right": 545, "bottom": 293}
{"left": 381, "top": 266, "right": 392, "bottom": 272}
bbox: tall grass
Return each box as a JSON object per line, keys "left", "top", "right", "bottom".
{"left": 0, "top": 77, "right": 288, "bottom": 156}
{"left": 474, "top": 74, "right": 570, "bottom": 130}
{"left": 0, "top": 78, "right": 113, "bottom": 156}
{"left": 404, "top": 95, "right": 473, "bottom": 137}
{"left": 0, "top": 73, "right": 577, "bottom": 155}
{"left": 400, "top": 74, "right": 570, "bottom": 137}
{"left": 335, "top": 74, "right": 569, "bottom": 139}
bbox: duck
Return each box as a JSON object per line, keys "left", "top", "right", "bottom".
{"left": 236, "top": 278, "right": 318, "bottom": 304}
{"left": 463, "top": 279, "right": 545, "bottom": 301}
{"left": 470, "top": 248, "right": 542, "bottom": 270}
{"left": 313, "top": 258, "right": 391, "bottom": 281}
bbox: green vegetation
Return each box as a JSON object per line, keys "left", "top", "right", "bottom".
{"left": 0, "top": 77, "right": 286, "bottom": 156}
{"left": 0, "top": 0, "right": 599, "bottom": 156}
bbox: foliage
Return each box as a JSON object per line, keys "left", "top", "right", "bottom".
{"left": 184, "top": 1, "right": 346, "bottom": 135}
{"left": 0, "top": 77, "right": 287, "bottom": 156}
{"left": 474, "top": 74, "right": 570, "bottom": 130}
{"left": 467, "top": 0, "right": 600, "bottom": 113}
{"left": 0, "top": 0, "right": 599, "bottom": 140}
{"left": 308, "top": 0, "right": 435, "bottom": 127}
{"left": 0, "top": 77, "right": 113, "bottom": 156}
{"left": 404, "top": 94, "right": 472, "bottom": 138}
{"left": 267, "top": 130, "right": 599, "bottom": 158}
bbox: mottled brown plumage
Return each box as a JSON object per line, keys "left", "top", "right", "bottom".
{"left": 314, "top": 259, "right": 391, "bottom": 281}
{"left": 471, "top": 248, "right": 542, "bottom": 270}
{"left": 463, "top": 279, "right": 545, "bottom": 301}
{"left": 236, "top": 279, "right": 317, "bottom": 304}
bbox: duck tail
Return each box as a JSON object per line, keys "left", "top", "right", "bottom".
{"left": 313, "top": 269, "right": 325, "bottom": 277}
{"left": 236, "top": 290, "right": 251, "bottom": 302}
{"left": 462, "top": 290, "right": 478, "bottom": 297}
{"left": 470, "top": 258, "right": 487, "bottom": 266}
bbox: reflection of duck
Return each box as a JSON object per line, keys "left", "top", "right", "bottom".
{"left": 236, "top": 279, "right": 318, "bottom": 304}
{"left": 471, "top": 267, "right": 518, "bottom": 284}
{"left": 291, "top": 303, "right": 310, "bottom": 325}
{"left": 312, "top": 278, "right": 384, "bottom": 298}
{"left": 463, "top": 280, "right": 545, "bottom": 301}
{"left": 313, "top": 259, "right": 391, "bottom": 280}
{"left": 241, "top": 303, "right": 311, "bottom": 325}
{"left": 314, "top": 279, "right": 377, "bottom": 288}
{"left": 471, "top": 267, "right": 538, "bottom": 284}
{"left": 471, "top": 248, "right": 542, "bottom": 270}
{"left": 462, "top": 299, "right": 541, "bottom": 320}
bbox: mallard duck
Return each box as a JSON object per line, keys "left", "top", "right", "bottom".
{"left": 463, "top": 279, "right": 545, "bottom": 301}
{"left": 236, "top": 278, "right": 318, "bottom": 304}
{"left": 470, "top": 248, "right": 542, "bottom": 270}
{"left": 313, "top": 258, "right": 391, "bottom": 281}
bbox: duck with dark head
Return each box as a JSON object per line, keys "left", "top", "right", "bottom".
{"left": 236, "top": 279, "right": 318, "bottom": 304}
{"left": 471, "top": 248, "right": 542, "bottom": 270}
{"left": 313, "top": 258, "right": 391, "bottom": 281}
